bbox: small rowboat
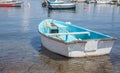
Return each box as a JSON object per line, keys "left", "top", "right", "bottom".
{"left": 42, "top": 0, "right": 76, "bottom": 9}
{"left": 96, "top": 0, "right": 111, "bottom": 4}
{"left": 48, "top": 3, "right": 76, "bottom": 9}
{"left": 0, "top": 0, "right": 23, "bottom": 7}
{"left": 38, "top": 19, "right": 116, "bottom": 57}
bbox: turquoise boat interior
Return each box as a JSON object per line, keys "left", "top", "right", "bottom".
{"left": 39, "top": 19, "right": 113, "bottom": 42}
{"left": 50, "top": 0, "right": 64, "bottom": 4}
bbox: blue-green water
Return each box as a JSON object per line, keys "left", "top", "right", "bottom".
{"left": 0, "top": 0, "right": 120, "bottom": 73}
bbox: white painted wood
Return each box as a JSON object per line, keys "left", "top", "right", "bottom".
{"left": 40, "top": 33, "right": 115, "bottom": 57}
{"left": 46, "top": 32, "right": 90, "bottom": 36}
{"left": 96, "top": 0, "right": 111, "bottom": 3}
{"left": 68, "top": 43, "right": 86, "bottom": 57}
{"left": 85, "top": 40, "right": 98, "bottom": 52}
{"left": 49, "top": 3, "right": 76, "bottom": 9}
{"left": 40, "top": 34, "right": 69, "bottom": 57}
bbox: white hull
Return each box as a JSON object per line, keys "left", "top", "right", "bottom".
{"left": 49, "top": 3, "right": 76, "bottom": 9}
{"left": 40, "top": 33, "right": 115, "bottom": 57}
{"left": 96, "top": 0, "right": 111, "bottom": 3}
{"left": 0, "top": 1, "right": 23, "bottom": 7}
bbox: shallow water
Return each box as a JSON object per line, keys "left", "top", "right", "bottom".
{"left": 0, "top": 0, "right": 120, "bottom": 73}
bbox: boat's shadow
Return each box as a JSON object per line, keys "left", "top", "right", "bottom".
{"left": 40, "top": 45, "right": 69, "bottom": 61}
{"left": 39, "top": 47, "right": 113, "bottom": 73}
{"left": 31, "top": 36, "right": 42, "bottom": 51}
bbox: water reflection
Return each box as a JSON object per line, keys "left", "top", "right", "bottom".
{"left": 0, "top": 7, "right": 21, "bottom": 19}
{"left": 40, "top": 46, "right": 112, "bottom": 73}
{"left": 48, "top": 8, "right": 76, "bottom": 18}
{"left": 21, "top": 1, "right": 31, "bottom": 32}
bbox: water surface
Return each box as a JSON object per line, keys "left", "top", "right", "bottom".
{"left": 0, "top": 0, "right": 120, "bottom": 73}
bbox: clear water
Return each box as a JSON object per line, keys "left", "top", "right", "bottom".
{"left": 0, "top": 0, "right": 120, "bottom": 73}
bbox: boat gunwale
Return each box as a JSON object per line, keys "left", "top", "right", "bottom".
{"left": 38, "top": 30, "right": 116, "bottom": 45}
{"left": 99, "top": 38, "right": 117, "bottom": 41}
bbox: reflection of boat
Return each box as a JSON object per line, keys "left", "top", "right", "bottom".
{"left": 47, "top": 8, "right": 76, "bottom": 17}
{"left": 0, "top": 0, "right": 23, "bottom": 7}
{"left": 40, "top": 49, "right": 112, "bottom": 73}
{"left": 96, "top": 0, "right": 111, "bottom": 3}
{"left": 38, "top": 19, "right": 116, "bottom": 57}
{"left": 48, "top": 8, "right": 76, "bottom": 14}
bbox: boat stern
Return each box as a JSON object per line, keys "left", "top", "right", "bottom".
{"left": 84, "top": 38, "right": 116, "bottom": 56}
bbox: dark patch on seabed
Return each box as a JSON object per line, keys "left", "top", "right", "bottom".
{"left": 0, "top": 0, "right": 120, "bottom": 73}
